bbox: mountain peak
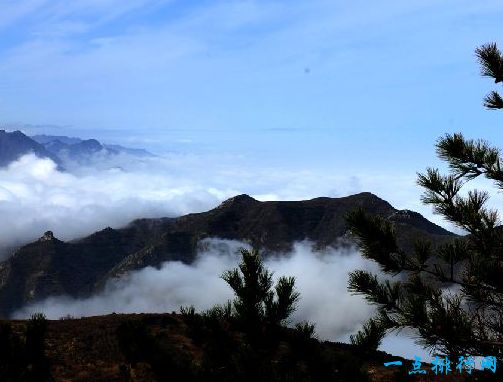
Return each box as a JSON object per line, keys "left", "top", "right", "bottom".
{"left": 353, "top": 191, "right": 387, "bottom": 202}
{"left": 76, "top": 139, "right": 103, "bottom": 151}
{"left": 217, "top": 194, "right": 258, "bottom": 208}
{"left": 342, "top": 192, "right": 395, "bottom": 212}
{"left": 39, "top": 231, "right": 56, "bottom": 242}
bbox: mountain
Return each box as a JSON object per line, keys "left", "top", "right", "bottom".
{"left": 31, "top": 134, "right": 82, "bottom": 145}
{"left": 56, "top": 138, "right": 110, "bottom": 161}
{"left": 31, "top": 134, "right": 154, "bottom": 164}
{"left": 0, "top": 130, "right": 63, "bottom": 168}
{"left": 104, "top": 144, "right": 153, "bottom": 157}
{"left": 0, "top": 193, "right": 455, "bottom": 317}
{"left": 0, "top": 130, "right": 154, "bottom": 169}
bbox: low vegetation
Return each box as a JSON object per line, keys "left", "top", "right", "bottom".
{"left": 0, "top": 313, "right": 50, "bottom": 381}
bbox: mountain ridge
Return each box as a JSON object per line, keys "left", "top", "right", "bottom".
{"left": 31, "top": 134, "right": 155, "bottom": 162}
{"left": 0, "top": 192, "right": 454, "bottom": 317}
{"left": 0, "top": 130, "right": 154, "bottom": 169}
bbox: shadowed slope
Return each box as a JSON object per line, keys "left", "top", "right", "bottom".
{"left": 0, "top": 193, "right": 454, "bottom": 317}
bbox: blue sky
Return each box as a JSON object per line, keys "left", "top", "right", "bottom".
{"left": 1, "top": 0, "right": 503, "bottom": 174}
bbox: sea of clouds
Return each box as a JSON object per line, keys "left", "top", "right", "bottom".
{"left": 0, "top": 152, "right": 481, "bottom": 359}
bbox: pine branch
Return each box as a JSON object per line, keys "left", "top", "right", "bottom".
{"left": 418, "top": 165, "right": 500, "bottom": 241}
{"left": 350, "top": 317, "right": 389, "bottom": 350}
{"left": 475, "top": 42, "right": 503, "bottom": 83}
{"left": 346, "top": 208, "right": 405, "bottom": 273}
{"left": 348, "top": 270, "right": 401, "bottom": 309}
{"left": 267, "top": 276, "right": 300, "bottom": 324}
{"left": 484, "top": 91, "right": 503, "bottom": 109}
{"left": 435, "top": 133, "right": 503, "bottom": 182}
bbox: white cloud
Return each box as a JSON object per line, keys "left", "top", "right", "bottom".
{"left": 0, "top": 154, "right": 236, "bottom": 256}
{"left": 13, "top": 239, "right": 379, "bottom": 342}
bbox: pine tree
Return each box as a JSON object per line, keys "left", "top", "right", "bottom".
{"left": 346, "top": 43, "right": 503, "bottom": 363}
{"left": 221, "top": 247, "right": 300, "bottom": 330}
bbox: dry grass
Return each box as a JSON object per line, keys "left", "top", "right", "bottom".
{"left": 3, "top": 313, "right": 490, "bottom": 381}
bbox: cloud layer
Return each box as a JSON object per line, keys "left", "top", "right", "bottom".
{"left": 0, "top": 154, "right": 230, "bottom": 256}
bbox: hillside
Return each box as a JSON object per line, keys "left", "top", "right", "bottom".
{"left": 0, "top": 192, "right": 455, "bottom": 317}
{"left": 0, "top": 313, "right": 483, "bottom": 382}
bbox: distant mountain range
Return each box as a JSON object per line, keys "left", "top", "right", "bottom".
{"left": 0, "top": 130, "right": 154, "bottom": 169}
{"left": 0, "top": 192, "right": 455, "bottom": 317}
{"left": 31, "top": 134, "right": 154, "bottom": 161}
{"left": 0, "top": 130, "right": 64, "bottom": 168}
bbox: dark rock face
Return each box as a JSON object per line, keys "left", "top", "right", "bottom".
{"left": 0, "top": 130, "right": 63, "bottom": 168}
{"left": 0, "top": 193, "right": 455, "bottom": 317}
